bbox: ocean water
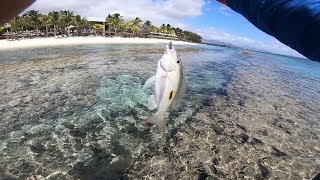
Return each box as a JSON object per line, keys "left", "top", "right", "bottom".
{"left": 0, "top": 44, "right": 319, "bottom": 179}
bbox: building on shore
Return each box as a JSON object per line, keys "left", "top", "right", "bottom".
{"left": 138, "top": 26, "right": 178, "bottom": 40}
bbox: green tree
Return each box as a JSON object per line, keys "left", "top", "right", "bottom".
{"left": 9, "top": 16, "right": 28, "bottom": 31}
{"left": 166, "top": 24, "right": 171, "bottom": 31}
{"left": 48, "top": 11, "right": 59, "bottom": 36}
{"left": 23, "top": 10, "right": 42, "bottom": 30}
{"left": 80, "top": 17, "right": 90, "bottom": 32}
{"left": 59, "top": 10, "right": 75, "bottom": 36}
{"left": 106, "top": 13, "right": 124, "bottom": 36}
{"left": 130, "top": 17, "right": 142, "bottom": 35}
{"left": 74, "top": 15, "right": 82, "bottom": 36}
{"left": 119, "top": 22, "right": 131, "bottom": 36}
{"left": 149, "top": 25, "right": 158, "bottom": 32}
{"left": 159, "top": 24, "right": 167, "bottom": 33}
{"left": 39, "top": 15, "right": 53, "bottom": 36}
{"left": 74, "top": 15, "right": 90, "bottom": 35}
{"left": 144, "top": 20, "right": 152, "bottom": 28}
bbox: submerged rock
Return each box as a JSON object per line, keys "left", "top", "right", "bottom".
{"left": 30, "top": 143, "right": 45, "bottom": 153}
{"left": 9, "top": 99, "right": 21, "bottom": 107}
{"left": 257, "top": 163, "right": 270, "bottom": 178}
{"left": 69, "top": 128, "right": 87, "bottom": 138}
{"left": 271, "top": 146, "right": 287, "bottom": 157}
{"left": 239, "top": 133, "right": 249, "bottom": 143}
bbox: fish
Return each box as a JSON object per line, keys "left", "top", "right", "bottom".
{"left": 143, "top": 42, "right": 185, "bottom": 130}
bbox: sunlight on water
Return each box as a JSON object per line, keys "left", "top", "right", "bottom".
{"left": 95, "top": 75, "right": 149, "bottom": 112}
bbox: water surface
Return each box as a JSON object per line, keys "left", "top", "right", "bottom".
{"left": 0, "top": 44, "right": 319, "bottom": 179}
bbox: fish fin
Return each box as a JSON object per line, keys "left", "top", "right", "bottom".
{"left": 147, "top": 95, "right": 157, "bottom": 110}
{"left": 144, "top": 112, "right": 166, "bottom": 131}
{"left": 143, "top": 75, "right": 155, "bottom": 89}
{"left": 171, "top": 79, "right": 186, "bottom": 110}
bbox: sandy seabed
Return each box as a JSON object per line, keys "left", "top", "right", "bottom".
{"left": 0, "top": 36, "right": 197, "bottom": 50}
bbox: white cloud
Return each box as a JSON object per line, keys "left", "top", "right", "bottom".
{"left": 197, "top": 27, "right": 254, "bottom": 45}
{"left": 24, "top": 0, "right": 205, "bottom": 26}
{"left": 196, "top": 27, "right": 305, "bottom": 58}
{"left": 218, "top": 5, "right": 232, "bottom": 16}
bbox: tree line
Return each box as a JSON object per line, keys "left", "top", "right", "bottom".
{"left": 0, "top": 10, "right": 202, "bottom": 43}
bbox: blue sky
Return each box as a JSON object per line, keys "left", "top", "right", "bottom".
{"left": 24, "top": 0, "right": 303, "bottom": 57}
{"left": 186, "top": 1, "right": 268, "bottom": 41}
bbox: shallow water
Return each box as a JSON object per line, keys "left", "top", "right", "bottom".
{"left": 0, "top": 44, "right": 319, "bottom": 179}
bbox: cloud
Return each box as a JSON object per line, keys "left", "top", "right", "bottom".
{"left": 197, "top": 27, "right": 254, "bottom": 45}
{"left": 196, "top": 27, "right": 305, "bottom": 58}
{"left": 24, "top": 0, "right": 205, "bottom": 26}
{"left": 218, "top": 5, "right": 232, "bottom": 16}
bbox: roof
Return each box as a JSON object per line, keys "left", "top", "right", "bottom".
{"left": 138, "top": 26, "right": 150, "bottom": 34}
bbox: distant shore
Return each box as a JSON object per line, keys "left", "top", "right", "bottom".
{"left": 0, "top": 37, "right": 198, "bottom": 50}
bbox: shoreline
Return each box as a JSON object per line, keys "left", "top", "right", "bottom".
{"left": 0, "top": 36, "right": 198, "bottom": 50}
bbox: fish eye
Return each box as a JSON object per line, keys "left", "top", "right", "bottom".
{"left": 177, "top": 61, "right": 180, "bottom": 63}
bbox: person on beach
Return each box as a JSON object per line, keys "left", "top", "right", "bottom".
{"left": 0, "top": 0, "right": 319, "bottom": 61}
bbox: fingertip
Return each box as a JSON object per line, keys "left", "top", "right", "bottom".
{"left": 217, "top": 0, "right": 228, "bottom": 5}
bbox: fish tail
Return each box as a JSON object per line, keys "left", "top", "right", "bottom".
{"left": 144, "top": 112, "right": 166, "bottom": 131}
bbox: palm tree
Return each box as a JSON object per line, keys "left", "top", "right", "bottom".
{"left": 74, "top": 14, "right": 82, "bottom": 36}
{"left": 59, "top": 10, "right": 75, "bottom": 36}
{"left": 39, "top": 15, "right": 53, "bottom": 36}
{"left": 9, "top": 16, "right": 28, "bottom": 31}
{"left": 74, "top": 16, "right": 90, "bottom": 35}
{"left": 80, "top": 17, "right": 90, "bottom": 33}
{"left": 149, "top": 25, "right": 158, "bottom": 32}
{"left": 166, "top": 24, "right": 171, "bottom": 31}
{"left": 160, "top": 24, "right": 167, "bottom": 33}
{"left": 48, "top": 11, "right": 59, "bottom": 36}
{"left": 130, "top": 17, "right": 142, "bottom": 35}
{"left": 174, "top": 27, "right": 186, "bottom": 40}
{"left": 9, "top": 17, "right": 20, "bottom": 31}
{"left": 120, "top": 22, "right": 132, "bottom": 36}
{"left": 24, "top": 10, "right": 42, "bottom": 30}
{"left": 144, "top": 20, "right": 152, "bottom": 28}
{"left": 106, "top": 13, "right": 123, "bottom": 36}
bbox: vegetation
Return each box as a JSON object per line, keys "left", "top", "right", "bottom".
{"left": 0, "top": 10, "right": 202, "bottom": 43}
{"left": 92, "top": 24, "right": 104, "bottom": 35}
{"left": 106, "top": 13, "right": 123, "bottom": 36}
{"left": 39, "top": 15, "right": 52, "bottom": 37}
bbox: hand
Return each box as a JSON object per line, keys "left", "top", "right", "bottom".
{"left": 217, "top": 0, "right": 228, "bottom": 5}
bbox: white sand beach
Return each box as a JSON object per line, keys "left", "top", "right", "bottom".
{"left": 0, "top": 37, "right": 198, "bottom": 50}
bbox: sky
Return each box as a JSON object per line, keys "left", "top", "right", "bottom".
{"left": 24, "top": 0, "right": 304, "bottom": 58}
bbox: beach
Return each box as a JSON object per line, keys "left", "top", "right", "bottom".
{"left": 0, "top": 37, "right": 197, "bottom": 50}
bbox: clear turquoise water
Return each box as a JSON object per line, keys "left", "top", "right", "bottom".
{"left": 0, "top": 44, "right": 319, "bottom": 179}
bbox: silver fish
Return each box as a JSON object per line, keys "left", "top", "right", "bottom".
{"left": 143, "top": 42, "right": 185, "bottom": 130}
